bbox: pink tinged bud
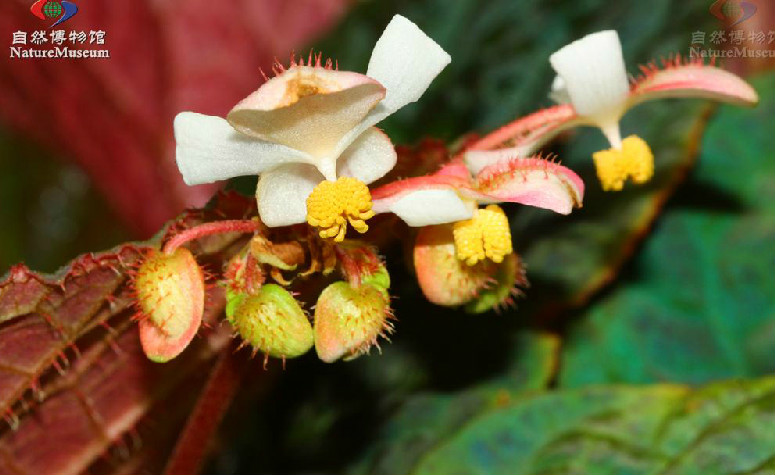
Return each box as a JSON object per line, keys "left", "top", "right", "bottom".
{"left": 138, "top": 314, "right": 202, "bottom": 363}
{"left": 314, "top": 281, "right": 393, "bottom": 363}
{"left": 133, "top": 248, "right": 205, "bottom": 362}
{"left": 465, "top": 253, "right": 528, "bottom": 314}
{"left": 229, "top": 284, "right": 314, "bottom": 359}
{"left": 413, "top": 224, "right": 497, "bottom": 306}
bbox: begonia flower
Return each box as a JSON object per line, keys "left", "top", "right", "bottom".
{"left": 174, "top": 15, "right": 450, "bottom": 240}
{"left": 466, "top": 30, "right": 758, "bottom": 191}
{"left": 372, "top": 155, "right": 583, "bottom": 266}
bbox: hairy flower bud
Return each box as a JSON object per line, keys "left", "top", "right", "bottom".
{"left": 362, "top": 265, "right": 390, "bottom": 293}
{"left": 465, "top": 253, "right": 528, "bottom": 313}
{"left": 229, "top": 284, "right": 314, "bottom": 359}
{"left": 413, "top": 224, "right": 496, "bottom": 306}
{"left": 133, "top": 248, "right": 205, "bottom": 362}
{"left": 314, "top": 281, "right": 393, "bottom": 363}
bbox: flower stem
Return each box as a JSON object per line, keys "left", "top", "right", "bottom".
{"left": 163, "top": 220, "right": 260, "bottom": 254}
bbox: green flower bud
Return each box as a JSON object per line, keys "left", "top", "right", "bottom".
{"left": 229, "top": 284, "right": 313, "bottom": 359}
{"left": 362, "top": 264, "right": 390, "bottom": 294}
{"left": 465, "top": 253, "right": 527, "bottom": 314}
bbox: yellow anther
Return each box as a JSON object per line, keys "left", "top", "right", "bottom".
{"left": 453, "top": 205, "right": 513, "bottom": 266}
{"left": 306, "top": 177, "right": 375, "bottom": 242}
{"left": 592, "top": 148, "right": 628, "bottom": 191}
{"left": 452, "top": 219, "right": 485, "bottom": 266}
{"left": 622, "top": 135, "right": 654, "bottom": 184}
{"left": 592, "top": 135, "right": 654, "bottom": 191}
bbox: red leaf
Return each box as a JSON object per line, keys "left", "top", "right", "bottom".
{"left": 0, "top": 192, "right": 259, "bottom": 474}
{"left": 0, "top": 0, "right": 348, "bottom": 237}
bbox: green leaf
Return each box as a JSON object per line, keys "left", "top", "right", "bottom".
{"left": 559, "top": 73, "right": 775, "bottom": 387}
{"left": 350, "top": 333, "right": 560, "bottom": 475}
{"left": 355, "top": 376, "right": 775, "bottom": 475}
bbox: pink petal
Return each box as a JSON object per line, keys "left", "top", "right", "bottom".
{"left": 470, "top": 155, "right": 584, "bottom": 215}
{"left": 628, "top": 57, "right": 758, "bottom": 107}
{"left": 466, "top": 104, "right": 580, "bottom": 153}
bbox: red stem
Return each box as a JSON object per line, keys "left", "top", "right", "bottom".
{"left": 162, "top": 344, "right": 249, "bottom": 475}
{"left": 163, "top": 220, "right": 260, "bottom": 254}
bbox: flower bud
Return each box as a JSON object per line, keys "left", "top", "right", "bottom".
{"left": 465, "top": 253, "right": 528, "bottom": 314}
{"left": 362, "top": 263, "right": 390, "bottom": 294}
{"left": 314, "top": 281, "right": 392, "bottom": 363}
{"left": 224, "top": 248, "right": 265, "bottom": 297}
{"left": 229, "top": 284, "right": 313, "bottom": 359}
{"left": 133, "top": 248, "right": 205, "bottom": 362}
{"left": 336, "top": 244, "right": 390, "bottom": 292}
{"left": 138, "top": 315, "right": 202, "bottom": 363}
{"left": 413, "top": 224, "right": 496, "bottom": 306}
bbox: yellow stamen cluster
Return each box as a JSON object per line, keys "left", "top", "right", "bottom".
{"left": 306, "top": 177, "right": 375, "bottom": 242}
{"left": 453, "top": 204, "right": 513, "bottom": 266}
{"left": 592, "top": 135, "right": 654, "bottom": 191}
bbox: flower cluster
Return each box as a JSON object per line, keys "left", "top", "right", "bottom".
{"left": 132, "top": 17, "right": 757, "bottom": 364}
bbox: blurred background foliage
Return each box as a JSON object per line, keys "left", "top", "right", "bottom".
{"left": 1, "top": 0, "right": 773, "bottom": 474}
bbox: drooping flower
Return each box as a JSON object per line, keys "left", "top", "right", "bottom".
{"left": 371, "top": 153, "right": 583, "bottom": 308}
{"left": 466, "top": 30, "right": 758, "bottom": 191}
{"left": 548, "top": 30, "right": 654, "bottom": 191}
{"left": 372, "top": 155, "right": 584, "bottom": 266}
{"left": 174, "top": 15, "right": 451, "bottom": 241}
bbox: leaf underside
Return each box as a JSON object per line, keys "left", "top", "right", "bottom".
{"left": 0, "top": 192, "right": 258, "bottom": 475}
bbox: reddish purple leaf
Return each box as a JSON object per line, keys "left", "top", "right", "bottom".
{"left": 0, "top": 192, "right": 261, "bottom": 475}
{"left": 0, "top": 0, "right": 348, "bottom": 236}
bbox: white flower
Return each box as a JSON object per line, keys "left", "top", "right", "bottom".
{"left": 173, "top": 15, "right": 450, "bottom": 237}
{"left": 424, "top": 28, "right": 755, "bottom": 193}
{"left": 549, "top": 30, "right": 630, "bottom": 149}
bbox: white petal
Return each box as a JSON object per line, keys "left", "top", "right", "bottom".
{"left": 227, "top": 68, "right": 385, "bottom": 160}
{"left": 336, "top": 128, "right": 397, "bottom": 184}
{"left": 174, "top": 112, "right": 310, "bottom": 185}
{"left": 549, "top": 31, "right": 629, "bottom": 121}
{"left": 549, "top": 75, "right": 571, "bottom": 104}
{"left": 255, "top": 163, "right": 324, "bottom": 227}
{"left": 366, "top": 15, "right": 451, "bottom": 123}
{"left": 331, "top": 15, "right": 451, "bottom": 159}
{"left": 387, "top": 189, "right": 474, "bottom": 227}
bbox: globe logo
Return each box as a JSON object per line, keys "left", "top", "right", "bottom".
{"left": 42, "top": 1, "right": 62, "bottom": 18}
{"left": 720, "top": 1, "right": 742, "bottom": 20}
{"left": 30, "top": 0, "right": 79, "bottom": 27}
{"left": 709, "top": 0, "right": 758, "bottom": 27}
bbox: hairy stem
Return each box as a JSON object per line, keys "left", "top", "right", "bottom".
{"left": 162, "top": 343, "right": 249, "bottom": 475}
{"left": 163, "top": 220, "right": 261, "bottom": 254}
